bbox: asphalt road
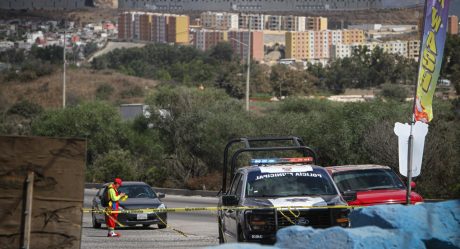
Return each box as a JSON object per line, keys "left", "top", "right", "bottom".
{"left": 81, "top": 189, "right": 220, "bottom": 249}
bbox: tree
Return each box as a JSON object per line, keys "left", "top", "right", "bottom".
{"left": 32, "top": 102, "right": 126, "bottom": 165}
{"left": 209, "top": 42, "right": 234, "bottom": 63}
{"left": 92, "top": 149, "right": 138, "bottom": 183}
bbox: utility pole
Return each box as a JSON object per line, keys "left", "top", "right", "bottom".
{"left": 245, "top": 16, "right": 251, "bottom": 112}
{"left": 63, "top": 20, "right": 66, "bottom": 108}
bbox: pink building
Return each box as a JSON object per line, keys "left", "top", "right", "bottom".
{"left": 228, "top": 31, "right": 264, "bottom": 62}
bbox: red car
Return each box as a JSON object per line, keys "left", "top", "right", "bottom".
{"left": 326, "top": 165, "right": 424, "bottom": 206}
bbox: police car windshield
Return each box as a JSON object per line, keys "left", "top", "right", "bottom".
{"left": 246, "top": 168, "right": 337, "bottom": 197}
{"left": 332, "top": 168, "right": 405, "bottom": 192}
{"left": 118, "top": 185, "right": 157, "bottom": 198}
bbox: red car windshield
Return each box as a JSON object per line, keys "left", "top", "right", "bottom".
{"left": 332, "top": 169, "right": 405, "bottom": 192}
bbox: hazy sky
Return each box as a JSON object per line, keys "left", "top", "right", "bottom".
{"left": 449, "top": 0, "right": 460, "bottom": 17}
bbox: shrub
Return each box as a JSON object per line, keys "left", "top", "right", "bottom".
{"left": 92, "top": 149, "right": 138, "bottom": 183}
{"left": 377, "top": 84, "right": 409, "bottom": 102}
{"left": 95, "top": 83, "right": 114, "bottom": 100}
{"left": 120, "top": 85, "right": 144, "bottom": 98}
{"left": 7, "top": 100, "right": 43, "bottom": 118}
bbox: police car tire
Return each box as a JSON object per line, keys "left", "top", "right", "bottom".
{"left": 158, "top": 223, "right": 167, "bottom": 229}
{"left": 92, "top": 214, "right": 101, "bottom": 229}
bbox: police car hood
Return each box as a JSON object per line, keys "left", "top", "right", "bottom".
{"left": 243, "top": 195, "right": 344, "bottom": 207}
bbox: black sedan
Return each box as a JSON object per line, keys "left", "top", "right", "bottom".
{"left": 92, "top": 181, "right": 167, "bottom": 229}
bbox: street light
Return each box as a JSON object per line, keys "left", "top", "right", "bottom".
{"left": 230, "top": 17, "right": 251, "bottom": 112}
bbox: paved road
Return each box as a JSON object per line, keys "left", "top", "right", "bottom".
{"left": 81, "top": 189, "right": 220, "bottom": 249}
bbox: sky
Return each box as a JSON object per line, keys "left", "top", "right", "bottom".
{"left": 450, "top": 0, "right": 460, "bottom": 17}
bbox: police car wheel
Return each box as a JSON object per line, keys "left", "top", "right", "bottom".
{"left": 158, "top": 222, "right": 167, "bottom": 229}
{"left": 92, "top": 214, "right": 101, "bottom": 229}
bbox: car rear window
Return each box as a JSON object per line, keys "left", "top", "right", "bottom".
{"left": 332, "top": 168, "right": 405, "bottom": 192}
{"left": 118, "top": 185, "right": 157, "bottom": 198}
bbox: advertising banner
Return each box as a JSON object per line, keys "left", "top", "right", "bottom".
{"left": 414, "top": 0, "right": 450, "bottom": 122}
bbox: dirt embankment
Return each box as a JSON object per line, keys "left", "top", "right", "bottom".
{"left": 0, "top": 68, "right": 158, "bottom": 109}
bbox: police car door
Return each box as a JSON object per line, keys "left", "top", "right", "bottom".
{"left": 224, "top": 173, "right": 243, "bottom": 241}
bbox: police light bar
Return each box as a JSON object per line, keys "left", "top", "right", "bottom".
{"left": 250, "top": 157, "right": 314, "bottom": 165}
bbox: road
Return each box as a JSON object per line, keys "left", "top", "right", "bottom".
{"left": 81, "top": 189, "right": 220, "bottom": 249}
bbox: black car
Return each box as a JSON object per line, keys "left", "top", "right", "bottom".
{"left": 217, "top": 137, "right": 350, "bottom": 244}
{"left": 92, "top": 181, "right": 167, "bottom": 229}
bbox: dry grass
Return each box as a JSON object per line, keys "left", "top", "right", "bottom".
{"left": 0, "top": 67, "right": 158, "bottom": 109}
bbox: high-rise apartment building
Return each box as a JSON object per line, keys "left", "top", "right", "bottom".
{"left": 382, "top": 40, "right": 407, "bottom": 56}
{"left": 286, "top": 31, "right": 312, "bottom": 59}
{"left": 167, "top": 15, "right": 190, "bottom": 44}
{"left": 239, "top": 14, "right": 266, "bottom": 30}
{"left": 228, "top": 31, "right": 264, "bottom": 61}
{"left": 194, "top": 29, "right": 228, "bottom": 51}
{"left": 151, "top": 14, "right": 168, "bottom": 43}
{"left": 286, "top": 30, "right": 346, "bottom": 60}
{"left": 407, "top": 40, "right": 420, "bottom": 61}
{"left": 282, "top": 16, "right": 306, "bottom": 31}
{"left": 306, "top": 17, "right": 328, "bottom": 31}
{"left": 448, "top": 15, "right": 459, "bottom": 35}
{"left": 139, "top": 13, "right": 152, "bottom": 41}
{"left": 342, "top": 29, "right": 365, "bottom": 44}
{"left": 200, "top": 12, "right": 239, "bottom": 30}
{"left": 118, "top": 12, "right": 189, "bottom": 45}
{"left": 118, "top": 12, "right": 134, "bottom": 40}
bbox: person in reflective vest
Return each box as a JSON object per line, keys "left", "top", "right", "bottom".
{"left": 106, "top": 178, "right": 126, "bottom": 237}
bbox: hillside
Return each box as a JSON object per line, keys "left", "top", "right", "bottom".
{"left": 0, "top": 67, "right": 158, "bottom": 109}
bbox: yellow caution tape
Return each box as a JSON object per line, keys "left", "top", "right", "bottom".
{"left": 83, "top": 205, "right": 360, "bottom": 214}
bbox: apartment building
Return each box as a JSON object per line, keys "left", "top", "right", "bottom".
{"left": 382, "top": 40, "right": 407, "bottom": 56}
{"left": 286, "top": 31, "right": 312, "bottom": 59}
{"left": 266, "top": 15, "right": 282, "bottom": 30}
{"left": 200, "top": 12, "right": 239, "bottom": 30}
{"left": 118, "top": 12, "right": 134, "bottom": 40}
{"left": 282, "top": 16, "right": 306, "bottom": 31}
{"left": 151, "top": 15, "right": 168, "bottom": 43}
{"left": 331, "top": 40, "right": 420, "bottom": 60}
{"left": 194, "top": 29, "right": 228, "bottom": 51}
{"left": 342, "top": 29, "right": 365, "bottom": 44}
{"left": 286, "top": 29, "right": 347, "bottom": 60}
{"left": 139, "top": 13, "right": 152, "bottom": 41}
{"left": 118, "top": 12, "right": 189, "bottom": 45}
{"left": 239, "top": 14, "right": 266, "bottom": 30}
{"left": 448, "top": 15, "right": 459, "bottom": 35}
{"left": 407, "top": 40, "right": 420, "bottom": 61}
{"left": 133, "top": 13, "right": 142, "bottom": 40}
{"left": 167, "top": 15, "right": 190, "bottom": 44}
{"left": 228, "top": 31, "right": 264, "bottom": 61}
{"left": 306, "top": 17, "right": 327, "bottom": 31}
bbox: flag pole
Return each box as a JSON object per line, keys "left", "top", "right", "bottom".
{"left": 406, "top": 0, "right": 428, "bottom": 205}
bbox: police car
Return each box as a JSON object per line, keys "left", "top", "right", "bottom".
{"left": 217, "top": 137, "right": 349, "bottom": 244}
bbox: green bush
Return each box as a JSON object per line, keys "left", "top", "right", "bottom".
{"left": 95, "top": 83, "right": 115, "bottom": 100}
{"left": 92, "top": 149, "right": 138, "bottom": 183}
{"left": 7, "top": 100, "right": 43, "bottom": 118}
{"left": 377, "top": 83, "right": 409, "bottom": 102}
{"left": 120, "top": 85, "right": 144, "bottom": 98}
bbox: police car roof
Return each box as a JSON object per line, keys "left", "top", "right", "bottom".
{"left": 239, "top": 164, "right": 324, "bottom": 173}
